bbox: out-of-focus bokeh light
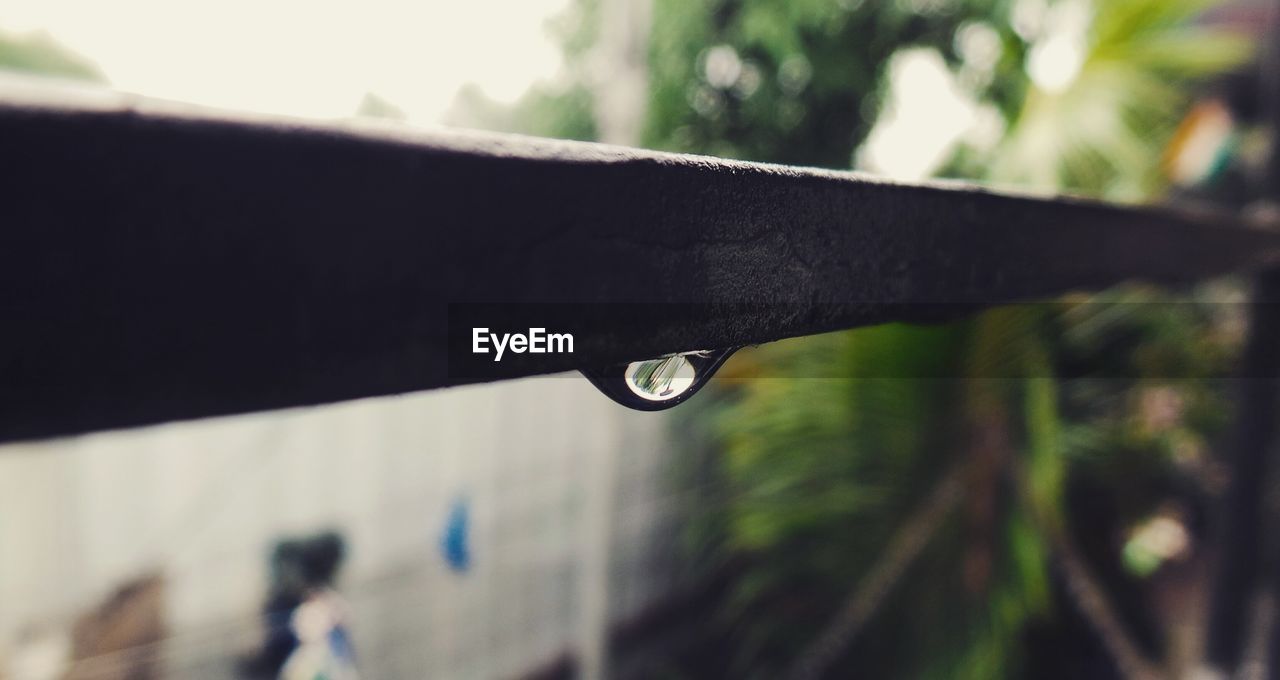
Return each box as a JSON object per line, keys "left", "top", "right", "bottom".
{"left": 857, "top": 48, "right": 981, "bottom": 180}
{"left": 1025, "top": 0, "right": 1089, "bottom": 94}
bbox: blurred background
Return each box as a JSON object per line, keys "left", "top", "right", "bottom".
{"left": 3, "top": 0, "right": 1280, "bottom": 678}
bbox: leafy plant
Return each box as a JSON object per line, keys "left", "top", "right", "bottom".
{"left": 663, "top": 1, "right": 1249, "bottom": 677}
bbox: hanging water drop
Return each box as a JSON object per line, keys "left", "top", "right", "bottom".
{"left": 625, "top": 354, "right": 697, "bottom": 401}
{"left": 581, "top": 348, "right": 739, "bottom": 411}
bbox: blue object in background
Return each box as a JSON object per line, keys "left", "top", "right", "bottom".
{"left": 440, "top": 497, "right": 471, "bottom": 573}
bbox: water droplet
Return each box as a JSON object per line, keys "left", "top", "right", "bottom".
{"left": 625, "top": 355, "right": 697, "bottom": 401}
{"left": 581, "top": 348, "right": 738, "bottom": 411}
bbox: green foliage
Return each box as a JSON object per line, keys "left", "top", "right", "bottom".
{"left": 686, "top": 311, "right": 1077, "bottom": 678}
{"left": 1049, "top": 287, "right": 1236, "bottom": 531}
{"left": 988, "top": 0, "right": 1251, "bottom": 199}
{"left": 692, "top": 294, "right": 1235, "bottom": 677}
{"left": 643, "top": 0, "right": 1028, "bottom": 167}
{"left": 446, "top": 82, "right": 599, "bottom": 141}
{"left": 714, "top": 326, "right": 961, "bottom": 558}
{"left": 654, "top": 1, "right": 1248, "bottom": 676}
{"left": 0, "top": 29, "right": 103, "bottom": 81}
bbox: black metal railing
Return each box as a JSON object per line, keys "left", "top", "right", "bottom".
{"left": 3, "top": 79, "right": 1280, "bottom": 442}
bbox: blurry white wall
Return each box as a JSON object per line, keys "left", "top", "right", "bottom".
{"left": 0, "top": 376, "right": 690, "bottom": 679}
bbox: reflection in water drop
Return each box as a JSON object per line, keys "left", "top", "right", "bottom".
{"left": 625, "top": 355, "right": 696, "bottom": 401}
{"left": 581, "top": 348, "right": 739, "bottom": 411}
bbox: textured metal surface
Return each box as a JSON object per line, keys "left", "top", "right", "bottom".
{"left": 3, "top": 79, "right": 1280, "bottom": 441}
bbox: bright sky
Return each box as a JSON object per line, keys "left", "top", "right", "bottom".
{"left": 859, "top": 48, "right": 983, "bottom": 180}
{"left": 1, "top": 0, "right": 572, "bottom": 125}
